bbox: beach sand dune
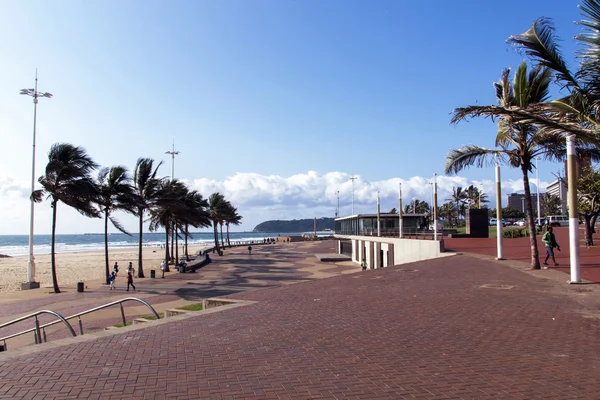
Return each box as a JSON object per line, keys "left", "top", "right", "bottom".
{"left": 0, "top": 245, "right": 210, "bottom": 294}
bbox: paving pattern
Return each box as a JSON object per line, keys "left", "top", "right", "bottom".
{"left": 1, "top": 241, "right": 600, "bottom": 399}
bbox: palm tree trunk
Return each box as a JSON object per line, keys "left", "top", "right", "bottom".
{"left": 137, "top": 208, "right": 145, "bottom": 278}
{"left": 226, "top": 223, "right": 230, "bottom": 247}
{"left": 185, "top": 224, "right": 189, "bottom": 259}
{"left": 521, "top": 165, "right": 540, "bottom": 269}
{"left": 170, "top": 221, "right": 174, "bottom": 263}
{"left": 51, "top": 200, "right": 60, "bottom": 293}
{"left": 104, "top": 211, "right": 110, "bottom": 285}
{"left": 220, "top": 223, "right": 224, "bottom": 248}
{"left": 584, "top": 215, "right": 594, "bottom": 246}
{"left": 213, "top": 220, "right": 220, "bottom": 254}
{"left": 164, "top": 229, "right": 170, "bottom": 272}
{"left": 175, "top": 226, "right": 179, "bottom": 266}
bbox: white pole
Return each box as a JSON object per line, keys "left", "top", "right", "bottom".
{"left": 496, "top": 163, "right": 504, "bottom": 260}
{"left": 377, "top": 191, "right": 381, "bottom": 237}
{"left": 398, "top": 183, "right": 403, "bottom": 238}
{"left": 27, "top": 74, "right": 39, "bottom": 286}
{"left": 350, "top": 176, "right": 357, "bottom": 215}
{"left": 433, "top": 173, "right": 438, "bottom": 241}
{"left": 536, "top": 157, "right": 542, "bottom": 221}
{"left": 566, "top": 135, "right": 581, "bottom": 283}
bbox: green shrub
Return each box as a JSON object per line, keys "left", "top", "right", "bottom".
{"left": 502, "top": 227, "right": 529, "bottom": 239}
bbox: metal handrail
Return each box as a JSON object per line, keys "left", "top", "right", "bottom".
{"left": 0, "top": 310, "right": 77, "bottom": 350}
{"left": 0, "top": 297, "right": 159, "bottom": 349}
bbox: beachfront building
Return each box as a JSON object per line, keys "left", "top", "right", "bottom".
{"left": 334, "top": 213, "right": 428, "bottom": 237}
{"left": 334, "top": 214, "right": 446, "bottom": 270}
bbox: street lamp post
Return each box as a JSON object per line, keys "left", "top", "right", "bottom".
{"left": 335, "top": 190, "right": 340, "bottom": 218}
{"left": 535, "top": 157, "right": 542, "bottom": 221}
{"left": 165, "top": 140, "right": 180, "bottom": 180}
{"left": 165, "top": 141, "right": 180, "bottom": 266}
{"left": 350, "top": 176, "right": 357, "bottom": 215}
{"left": 20, "top": 70, "right": 52, "bottom": 290}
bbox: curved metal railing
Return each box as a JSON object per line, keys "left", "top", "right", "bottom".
{"left": 0, "top": 310, "right": 77, "bottom": 351}
{"left": 0, "top": 297, "right": 159, "bottom": 351}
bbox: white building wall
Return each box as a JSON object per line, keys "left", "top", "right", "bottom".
{"left": 341, "top": 235, "right": 446, "bottom": 267}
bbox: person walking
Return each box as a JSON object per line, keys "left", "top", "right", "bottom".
{"left": 542, "top": 226, "right": 561, "bottom": 267}
{"left": 109, "top": 271, "right": 116, "bottom": 290}
{"left": 127, "top": 262, "right": 135, "bottom": 276}
{"left": 113, "top": 261, "right": 119, "bottom": 276}
{"left": 160, "top": 260, "right": 167, "bottom": 278}
{"left": 126, "top": 271, "right": 136, "bottom": 291}
{"left": 248, "top": 245, "right": 252, "bottom": 255}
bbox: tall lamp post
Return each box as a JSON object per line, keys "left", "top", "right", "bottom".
{"left": 335, "top": 190, "right": 340, "bottom": 218}
{"left": 165, "top": 141, "right": 180, "bottom": 266}
{"left": 349, "top": 176, "right": 357, "bottom": 215}
{"left": 20, "top": 71, "right": 52, "bottom": 290}
{"left": 535, "top": 157, "right": 542, "bottom": 221}
{"left": 165, "top": 140, "right": 180, "bottom": 180}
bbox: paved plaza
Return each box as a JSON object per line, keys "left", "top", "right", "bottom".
{"left": 0, "top": 239, "right": 600, "bottom": 399}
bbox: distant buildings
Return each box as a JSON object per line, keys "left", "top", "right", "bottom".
{"left": 507, "top": 192, "right": 542, "bottom": 215}
{"left": 546, "top": 178, "right": 567, "bottom": 215}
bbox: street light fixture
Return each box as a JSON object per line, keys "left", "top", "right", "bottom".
{"left": 20, "top": 70, "right": 52, "bottom": 290}
{"left": 165, "top": 140, "right": 180, "bottom": 181}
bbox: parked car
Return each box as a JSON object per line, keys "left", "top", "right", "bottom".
{"left": 489, "top": 218, "right": 509, "bottom": 227}
{"left": 515, "top": 220, "right": 527, "bottom": 226}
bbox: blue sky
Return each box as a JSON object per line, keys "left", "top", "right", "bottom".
{"left": 0, "top": 0, "right": 585, "bottom": 234}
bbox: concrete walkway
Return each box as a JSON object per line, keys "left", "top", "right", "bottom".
{"left": 1, "top": 240, "right": 600, "bottom": 399}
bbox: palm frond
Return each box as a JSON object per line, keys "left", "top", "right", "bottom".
{"left": 508, "top": 18, "right": 578, "bottom": 90}
{"left": 109, "top": 215, "right": 131, "bottom": 235}
{"left": 575, "top": 0, "right": 600, "bottom": 92}
{"left": 445, "top": 146, "right": 501, "bottom": 175}
{"left": 31, "top": 189, "right": 44, "bottom": 203}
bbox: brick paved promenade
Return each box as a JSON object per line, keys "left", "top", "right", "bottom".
{"left": 1, "top": 240, "right": 600, "bottom": 399}
{"left": 445, "top": 226, "right": 600, "bottom": 283}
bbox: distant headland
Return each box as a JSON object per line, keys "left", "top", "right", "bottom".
{"left": 253, "top": 218, "right": 335, "bottom": 233}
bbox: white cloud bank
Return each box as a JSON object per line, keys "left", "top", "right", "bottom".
{"left": 0, "top": 171, "right": 551, "bottom": 235}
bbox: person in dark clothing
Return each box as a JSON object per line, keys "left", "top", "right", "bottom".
{"left": 248, "top": 245, "right": 252, "bottom": 255}
{"left": 126, "top": 272, "right": 136, "bottom": 291}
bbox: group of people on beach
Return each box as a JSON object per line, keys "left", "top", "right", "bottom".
{"left": 108, "top": 261, "right": 136, "bottom": 291}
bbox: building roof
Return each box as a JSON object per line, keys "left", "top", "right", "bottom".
{"left": 335, "top": 213, "right": 427, "bottom": 221}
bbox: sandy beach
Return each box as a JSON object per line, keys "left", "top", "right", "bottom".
{"left": 0, "top": 244, "right": 211, "bottom": 294}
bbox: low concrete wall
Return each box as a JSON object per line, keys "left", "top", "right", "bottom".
{"left": 335, "top": 235, "right": 446, "bottom": 268}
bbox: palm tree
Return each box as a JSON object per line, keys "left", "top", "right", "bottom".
{"left": 178, "top": 190, "right": 211, "bottom": 258}
{"left": 465, "top": 185, "right": 489, "bottom": 209}
{"left": 447, "top": 187, "right": 467, "bottom": 226}
{"left": 32, "top": 143, "right": 99, "bottom": 293}
{"left": 438, "top": 202, "right": 457, "bottom": 224}
{"left": 95, "top": 166, "right": 137, "bottom": 284}
{"left": 149, "top": 179, "right": 187, "bottom": 269}
{"left": 223, "top": 204, "right": 242, "bottom": 247}
{"left": 208, "top": 193, "right": 228, "bottom": 254}
{"left": 403, "top": 199, "right": 429, "bottom": 214}
{"left": 448, "top": 63, "right": 559, "bottom": 269}
{"left": 133, "top": 158, "right": 162, "bottom": 278}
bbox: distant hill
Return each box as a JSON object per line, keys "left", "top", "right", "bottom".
{"left": 253, "top": 218, "right": 335, "bottom": 233}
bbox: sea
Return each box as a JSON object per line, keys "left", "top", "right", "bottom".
{"left": 0, "top": 232, "right": 302, "bottom": 257}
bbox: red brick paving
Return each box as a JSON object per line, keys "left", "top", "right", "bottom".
{"left": 1, "top": 248, "right": 600, "bottom": 399}
{"left": 445, "top": 226, "right": 600, "bottom": 283}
